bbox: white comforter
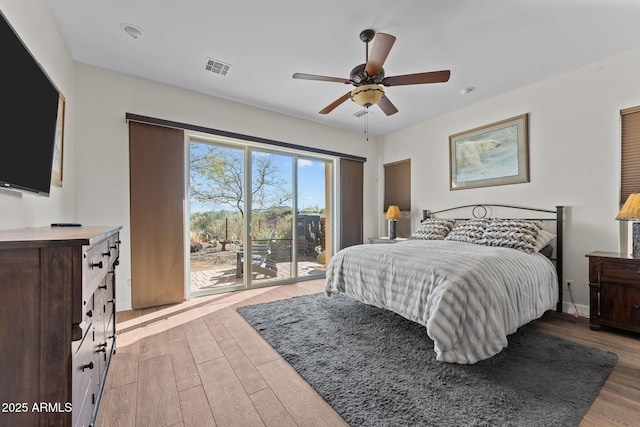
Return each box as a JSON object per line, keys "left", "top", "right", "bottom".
{"left": 324, "top": 239, "right": 558, "bottom": 364}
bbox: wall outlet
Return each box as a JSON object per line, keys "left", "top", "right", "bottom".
{"left": 565, "top": 279, "right": 574, "bottom": 289}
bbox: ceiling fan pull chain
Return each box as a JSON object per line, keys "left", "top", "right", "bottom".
{"left": 365, "top": 107, "right": 369, "bottom": 141}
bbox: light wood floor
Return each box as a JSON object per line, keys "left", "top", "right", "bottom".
{"left": 96, "top": 280, "right": 640, "bottom": 427}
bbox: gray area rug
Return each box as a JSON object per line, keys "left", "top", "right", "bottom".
{"left": 237, "top": 292, "right": 618, "bottom": 427}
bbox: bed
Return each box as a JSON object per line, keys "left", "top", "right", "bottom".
{"left": 325, "top": 204, "right": 563, "bottom": 364}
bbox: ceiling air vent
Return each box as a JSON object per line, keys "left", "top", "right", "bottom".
{"left": 204, "top": 57, "right": 232, "bottom": 76}
{"left": 353, "top": 109, "right": 371, "bottom": 118}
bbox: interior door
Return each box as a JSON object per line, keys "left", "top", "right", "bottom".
{"left": 129, "top": 122, "right": 185, "bottom": 308}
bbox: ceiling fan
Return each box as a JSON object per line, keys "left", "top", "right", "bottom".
{"left": 293, "top": 29, "right": 451, "bottom": 116}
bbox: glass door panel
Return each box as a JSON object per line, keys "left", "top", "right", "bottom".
{"left": 188, "top": 141, "right": 245, "bottom": 295}
{"left": 297, "top": 158, "right": 332, "bottom": 278}
{"left": 249, "top": 150, "right": 294, "bottom": 286}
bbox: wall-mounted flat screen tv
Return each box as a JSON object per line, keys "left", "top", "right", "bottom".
{"left": 0, "top": 10, "right": 61, "bottom": 197}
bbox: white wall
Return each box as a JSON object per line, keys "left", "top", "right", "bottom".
{"left": 73, "top": 64, "right": 379, "bottom": 310}
{"left": 0, "top": 0, "right": 75, "bottom": 227}
{"left": 11, "top": 0, "right": 639, "bottom": 313}
{"left": 0, "top": 1, "right": 378, "bottom": 311}
{"left": 379, "top": 48, "right": 640, "bottom": 312}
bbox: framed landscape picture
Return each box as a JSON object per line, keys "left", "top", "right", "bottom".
{"left": 449, "top": 113, "right": 529, "bottom": 191}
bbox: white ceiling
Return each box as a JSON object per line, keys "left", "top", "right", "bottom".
{"left": 46, "top": 0, "right": 640, "bottom": 138}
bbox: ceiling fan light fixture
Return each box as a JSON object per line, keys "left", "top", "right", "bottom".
{"left": 350, "top": 84, "right": 384, "bottom": 107}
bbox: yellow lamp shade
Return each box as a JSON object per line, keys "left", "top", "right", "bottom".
{"left": 350, "top": 84, "right": 384, "bottom": 108}
{"left": 385, "top": 205, "right": 402, "bottom": 220}
{"left": 616, "top": 193, "right": 640, "bottom": 220}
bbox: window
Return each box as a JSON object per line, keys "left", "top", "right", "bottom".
{"left": 620, "top": 106, "right": 640, "bottom": 252}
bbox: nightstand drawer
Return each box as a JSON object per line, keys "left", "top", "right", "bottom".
{"left": 601, "top": 261, "right": 640, "bottom": 285}
{"left": 587, "top": 251, "right": 640, "bottom": 333}
{"left": 601, "top": 283, "right": 640, "bottom": 327}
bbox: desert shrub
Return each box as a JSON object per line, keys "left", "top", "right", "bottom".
{"left": 190, "top": 241, "right": 203, "bottom": 253}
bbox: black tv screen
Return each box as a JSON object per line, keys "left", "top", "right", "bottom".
{"left": 0, "top": 10, "right": 60, "bottom": 196}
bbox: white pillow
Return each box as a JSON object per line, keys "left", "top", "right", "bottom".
{"left": 533, "top": 229, "right": 556, "bottom": 253}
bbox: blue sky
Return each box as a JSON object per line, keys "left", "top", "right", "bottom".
{"left": 297, "top": 158, "right": 327, "bottom": 211}
{"left": 189, "top": 144, "right": 328, "bottom": 213}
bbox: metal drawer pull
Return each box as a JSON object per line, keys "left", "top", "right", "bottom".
{"left": 99, "top": 283, "right": 108, "bottom": 290}
{"left": 637, "top": 269, "right": 640, "bottom": 275}
{"left": 86, "top": 310, "right": 93, "bottom": 318}
{"left": 80, "top": 361, "right": 94, "bottom": 371}
{"left": 633, "top": 304, "right": 639, "bottom": 310}
{"left": 90, "top": 261, "right": 103, "bottom": 269}
{"left": 102, "top": 250, "right": 111, "bottom": 257}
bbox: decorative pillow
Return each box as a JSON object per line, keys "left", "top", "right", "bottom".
{"left": 411, "top": 218, "right": 456, "bottom": 240}
{"left": 444, "top": 218, "right": 491, "bottom": 243}
{"left": 477, "top": 219, "right": 543, "bottom": 253}
{"left": 538, "top": 244, "right": 554, "bottom": 259}
{"left": 533, "top": 229, "right": 556, "bottom": 253}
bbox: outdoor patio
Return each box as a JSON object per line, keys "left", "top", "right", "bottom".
{"left": 190, "top": 259, "right": 326, "bottom": 292}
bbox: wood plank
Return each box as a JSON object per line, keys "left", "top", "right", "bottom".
{"left": 136, "top": 354, "right": 182, "bottom": 427}
{"left": 105, "top": 341, "right": 140, "bottom": 389}
{"left": 95, "top": 381, "right": 137, "bottom": 427}
{"left": 249, "top": 388, "right": 297, "bottom": 427}
{"left": 179, "top": 385, "right": 216, "bottom": 427}
{"left": 197, "top": 357, "right": 264, "bottom": 427}
{"left": 219, "top": 337, "right": 268, "bottom": 395}
{"left": 256, "top": 358, "right": 349, "bottom": 427}
{"left": 221, "top": 313, "right": 280, "bottom": 367}
{"left": 169, "top": 328, "right": 202, "bottom": 392}
{"left": 203, "top": 312, "right": 233, "bottom": 341}
{"left": 183, "top": 317, "right": 224, "bottom": 364}
{"left": 138, "top": 327, "right": 172, "bottom": 361}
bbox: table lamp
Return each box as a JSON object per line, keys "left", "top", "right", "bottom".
{"left": 385, "top": 205, "right": 402, "bottom": 240}
{"left": 616, "top": 193, "right": 640, "bottom": 257}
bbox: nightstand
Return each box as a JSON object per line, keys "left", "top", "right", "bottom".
{"left": 586, "top": 251, "right": 640, "bottom": 333}
{"left": 368, "top": 237, "right": 409, "bottom": 244}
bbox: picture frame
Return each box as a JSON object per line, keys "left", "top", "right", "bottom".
{"left": 51, "top": 93, "right": 65, "bottom": 187}
{"left": 449, "top": 113, "right": 529, "bottom": 191}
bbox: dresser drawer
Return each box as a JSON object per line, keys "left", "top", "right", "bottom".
{"left": 84, "top": 240, "right": 110, "bottom": 297}
{"left": 72, "top": 327, "right": 99, "bottom": 427}
{"left": 600, "top": 260, "right": 640, "bottom": 285}
{"left": 107, "top": 234, "right": 120, "bottom": 268}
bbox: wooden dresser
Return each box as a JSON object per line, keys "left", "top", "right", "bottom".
{"left": 0, "top": 226, "right": 121, "bottom": 427}
{"left": 586, "top": 251, "right": 640, "bottom": 333}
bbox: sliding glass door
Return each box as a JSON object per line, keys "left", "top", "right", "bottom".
{"left": 296, "top": 158, "right": 332, "bottom": 278}
{"left": 188, "top": 142, "right": 246, "bottom": 295}
{"left": 249, "top": 150, "right": 294, "bottom": 286}
{"left": 187, "top": 137, "right": 333, "bottom": 296}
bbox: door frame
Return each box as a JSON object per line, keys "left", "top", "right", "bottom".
{"left": 185, "top": 131, "right": 338, "bottom": 298}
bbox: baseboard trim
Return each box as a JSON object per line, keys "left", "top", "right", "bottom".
{"left": 562, "top": 301, "right": 589, "bottom": 318}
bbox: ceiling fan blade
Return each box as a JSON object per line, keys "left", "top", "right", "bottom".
{"left": 319, "top": 92, "right": 352, "bottom": 114}
{"left": 365, "top": 33, "right": 396, "bottom": 77}
{"left": 382, "top": 70, "right": 451, "bottom": 86}
{"left": 377, "top": 96, "right": 398, "bottom": 116}
{"left": 293, "top": 73, "right": 351, "bottom": 84}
